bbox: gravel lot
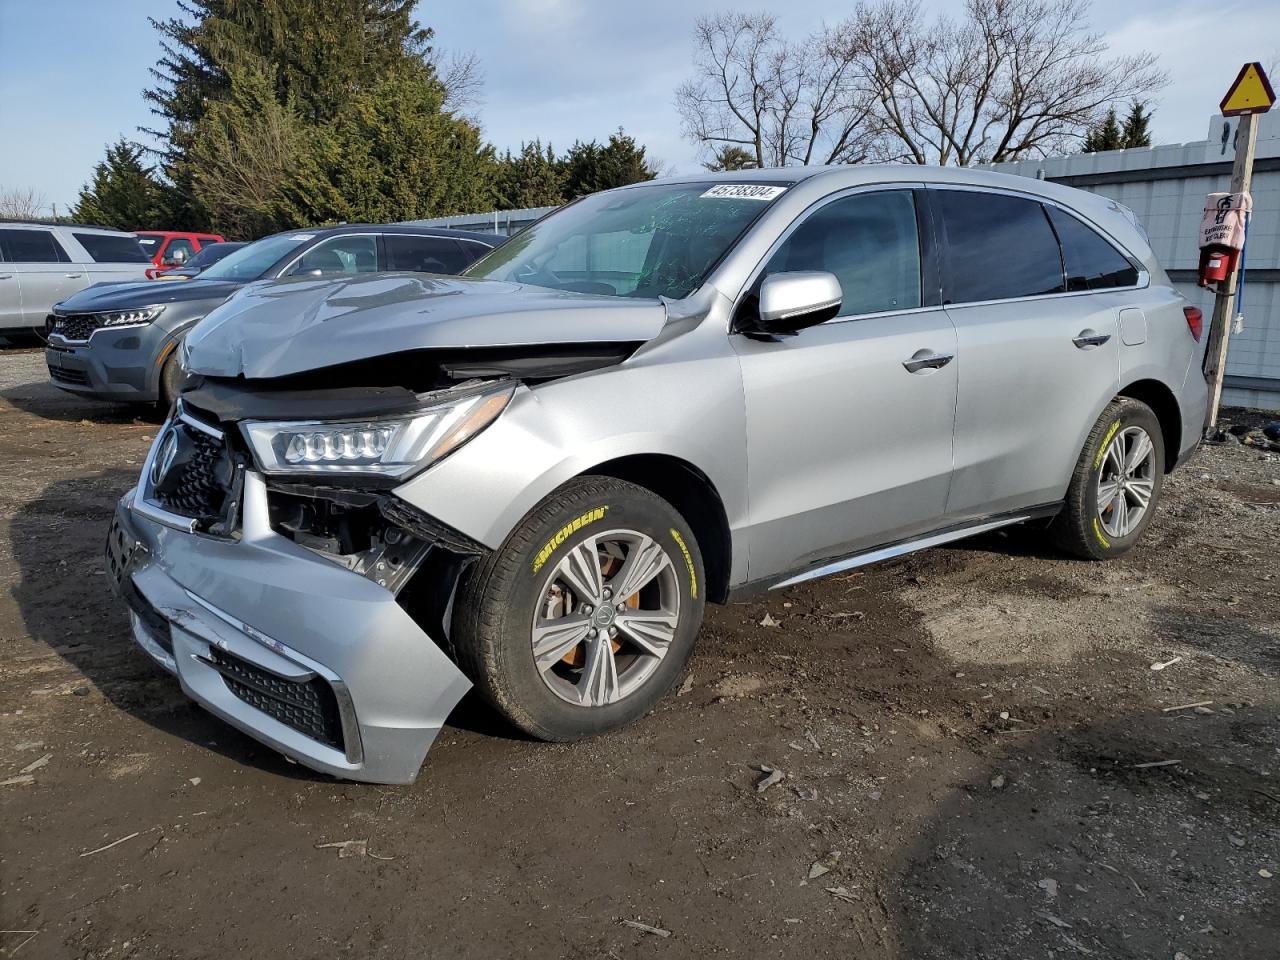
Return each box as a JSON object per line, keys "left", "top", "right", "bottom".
{"left": 1, "top": 345, "right": 1277, "bottom": 960}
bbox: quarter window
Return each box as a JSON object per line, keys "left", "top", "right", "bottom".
{"left": 287, "top": 235, "right": 379, "bottom": 277}
{"left": 1045, "top": 205, "right": 1139, "bottom": 290}
{"left": 0, "top": 229, "right": 71, "bottom": 264}
{"left": 384, "top": 235, "right": 470, "bottom": 274}
{"left": 73, "top": 232, "right": 150, "bottom": 263}
{"left": 765, "top": 190, "right": 922, "bottom": 317}
{"left": 935, "top": 191, "right": 1064, "bottom": 303}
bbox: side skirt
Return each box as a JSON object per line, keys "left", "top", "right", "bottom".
{"left": 727, "top": 503, "right": 1062, "bottom": 599}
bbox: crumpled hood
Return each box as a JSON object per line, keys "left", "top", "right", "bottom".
{"left": 54, "top": 277, "right": 245, "bottom": 313}
{"left": 183, "top": 273, "right": 669, "bottom": 379}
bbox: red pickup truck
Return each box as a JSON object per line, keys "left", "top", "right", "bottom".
{"left": 135, "top": 231, "right": 225, "bottom": 279}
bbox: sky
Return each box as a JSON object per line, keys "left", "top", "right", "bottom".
{"left": 1, "top": 0, "right": 1277, "bottom": 215}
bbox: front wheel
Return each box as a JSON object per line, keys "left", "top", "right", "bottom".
{"left": 1050, "top": 398, "right": 1165, "bottom": 560}
{"left": 453, "top": 477, "right": 705, "bottom": 741}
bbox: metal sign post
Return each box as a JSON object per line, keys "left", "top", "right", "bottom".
{"left": 1204, "top": 62, "right": 1275, "bottom": 429}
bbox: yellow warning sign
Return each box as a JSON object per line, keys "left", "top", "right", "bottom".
{"left": 1221, "top": 62, "right": 1275, "bottom": 116}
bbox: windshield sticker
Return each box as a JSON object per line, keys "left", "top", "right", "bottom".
{"left": 701, "top": 184, "right": 787, "bottom": 201}
{"left": 286, "top": 234, "right": 315, "bottom": 242}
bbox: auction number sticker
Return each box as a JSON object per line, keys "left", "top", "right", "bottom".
{"left": 701, "top": 184, "right": 787, "bottom": 201}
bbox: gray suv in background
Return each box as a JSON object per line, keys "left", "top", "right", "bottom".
{"left": 45, "top": 224, "right": 500, "bottom": 409}
{"left": 0, "top": 222, "right": 150, "bottom": 335}
{"left": 106, "top": 167, "right": 1208, "bottom": 783}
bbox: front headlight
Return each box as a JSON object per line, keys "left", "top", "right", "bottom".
{"left": 97, "top": 305, "right": 165, "bottom": 328}
{"left": 240, "top": 382, "right": 516, "bottom": 480}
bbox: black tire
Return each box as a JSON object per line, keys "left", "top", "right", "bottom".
{"left": 453, "top": 476, "right": 705, "bottom": 741}
{"left": 1050, "top": 397, "right": 1165, "bottom": 560}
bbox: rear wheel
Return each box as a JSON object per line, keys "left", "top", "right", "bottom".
{"left": 453, "top": 476, "right": 705, "bottom": 741}
{"left": 1050, "top": 398, "right": 1165, "bottom": 560}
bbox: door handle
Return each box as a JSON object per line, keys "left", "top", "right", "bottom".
{"left": 65, "top": 273, "right": 83, "bottom": 279}
{"left": 902, "top": 350, "right": 954, "bottom": 373}
{"left": 1072, "top": 330, "right": 1111, "bottom": 349}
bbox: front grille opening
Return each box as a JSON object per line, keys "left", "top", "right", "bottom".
{"left": 208, "top": 648, "right": 344, "bottom": 751}
{"left": 51, "top": 314, "right": 100, "bottom": 341}
{"left": 48, "top": 365, "right": 90, "bottom": 385}
{"left": 149, "top": 413, "right": 240, "bottom": 529}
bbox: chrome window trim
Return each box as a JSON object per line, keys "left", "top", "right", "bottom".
{"left": 727, "top": 180, "right": 1152, "bottom": 332}
{"left": 923, "top": 183, "right": 1150, "bottom": 303}
{"left": 272, "top": 232, "right": 380, "bottom": 279}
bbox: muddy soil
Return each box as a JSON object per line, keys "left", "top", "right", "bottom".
{"left": 1, "top": 347, "right": 1277, "bottom": 960}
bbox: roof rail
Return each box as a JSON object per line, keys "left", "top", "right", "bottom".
{"left": 0, "top": 217, "right": 124, "bottom": 232}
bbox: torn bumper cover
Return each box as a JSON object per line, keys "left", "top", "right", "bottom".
{"left": 106, "top": 465, "right": 472, "bottom": 785}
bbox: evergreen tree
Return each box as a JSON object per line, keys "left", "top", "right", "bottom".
{"left": 494, "top": 141, "right": 566, "bottom": 209}
{"left": 1121, "top": 100, "right": 1153, "bottom": 148}
{"left": 72, "top": 139, "right": 166, "bottom": 229}
{"left": 1082, "top": 107, "right": 1123, "bottom": 152}
{"left": 561, "top": 129, "right": 657, "bottom": 199}
{"left": 703, "top": 145, "right": 757, "bottom": 172}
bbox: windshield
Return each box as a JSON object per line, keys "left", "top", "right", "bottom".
{"left": 181, "top": 243, "right": 242, "bottom": 269}
{"left": 464, "top": 181, "right": 789, "bottom": 299}
{"left": 198, "top": 233, "right": 314, "bottom": 282}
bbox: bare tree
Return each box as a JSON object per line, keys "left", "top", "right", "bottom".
{"left": 677, "top": 0, "right": 1166, "bottom": 167}
{"left": 675, "top": 13, "right": 879, "bottom": 168}
{"left": 0, "top": 186, "right": 48, "bottom": 219}
{"left": 430, "top": 49, "right": 484, "bottom": 115}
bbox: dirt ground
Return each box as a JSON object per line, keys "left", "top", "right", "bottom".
{"left": 1, "top": 344, "right": 1277, "bottom": 960}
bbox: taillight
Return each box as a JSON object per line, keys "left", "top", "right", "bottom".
{"left": 1183, "top": 305, "right": 1203, "bottom": 342}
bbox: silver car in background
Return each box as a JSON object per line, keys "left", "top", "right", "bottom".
{"left": 0, "top": 222, "right": 151, "bottom": 333}
{"left": 106, "top": 166, "right": 1208, "bottom": 783}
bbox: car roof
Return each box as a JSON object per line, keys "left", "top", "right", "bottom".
{"left": 291, "top": 224, "right": 504, "bottom": 245}
{"left": 0, "top": 218, "right": 133, "bottom": 235}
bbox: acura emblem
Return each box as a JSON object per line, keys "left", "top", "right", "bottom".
{"left": 151, "top": 424, "right": 182, "bottom": 488}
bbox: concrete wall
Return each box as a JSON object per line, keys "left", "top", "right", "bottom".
{"left": 985, "top": 114, "right": 1280, "bottom": 411}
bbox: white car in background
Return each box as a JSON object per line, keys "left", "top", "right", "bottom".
{"left": 0, "top": 222, "right": 151, "bottom": 335}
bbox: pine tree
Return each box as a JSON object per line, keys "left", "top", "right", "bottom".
{"left": 1082, "top": 108, "right": 1123, "bottom": 153}
{"left": 561, "top": 129, "right": 657, "bottom": 199}
{"left": 703, "top": 145, "right": 757, "bottom": 172}
{"left": 494, "top": 141, "right": 566, "bottom": 209}
{"left": 72, "top": 139, "right": 165, "bottom": 230}
{"left": 1121, "top": 100, "right": 1153, "bottom": 148}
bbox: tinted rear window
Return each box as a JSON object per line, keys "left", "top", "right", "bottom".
{"left": 0, "top": 228, "right": 71, "bottom": 263}
{"left": 1045, "top": 205, "right": 1139, "bottom": 291}
{"left": 935, "top": 191, "right": 1064, "bottom": 303}
{"left": 385, "top": 235, "right": 473, "bottom": 274}
{"left": 74, "top": 232, "right": 151, "bottom": 263}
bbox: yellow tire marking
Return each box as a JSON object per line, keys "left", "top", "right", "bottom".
{"left": 531, "top": 506, "right": 608, "bottom": 573}
{"left": 1093, "top": 517, "right": 1111, "bottom": 548}
{"left": 670, "top": 528, "right": 698, "bottom": 599}
{"left": 1094, "top": 420, "right": 1121, "bottom": 470}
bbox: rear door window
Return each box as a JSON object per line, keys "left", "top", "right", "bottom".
{"left": 1044, "top": 205, "right": 1139, "bottom": 290}
{"left": 384, "top": 235, "right": 470, "bottom": 274}
{"left": 934, "top": 190, "right": 1065, "bottom": 304}
{"left": 73, "top": 232, "right": 151, "bottom": 263}
{"left": 0, "top": 229, "right": 71, "bottom": 263}
{"left": 765, "top": 190, "right": 922, "bottom": 317}
{"left": 162, "top": 237, "right": 195, "bottom": 265}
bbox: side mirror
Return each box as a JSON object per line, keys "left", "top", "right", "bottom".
{"left": 170, "top": 249, "right": 188, "bottom": 265}
{"left": 749, "top": 271, "right": 842, "bottom": 336}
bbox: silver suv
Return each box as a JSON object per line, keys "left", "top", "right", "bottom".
{"left": 0, "top": 222, "right": 150, "bottom": 333}
{"left": 106, "top": 167, "right": 1209, "bottom": 783}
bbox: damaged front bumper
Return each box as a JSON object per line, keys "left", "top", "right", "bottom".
{"left": 106, "top": 464, "right": 473, "bottom": 785}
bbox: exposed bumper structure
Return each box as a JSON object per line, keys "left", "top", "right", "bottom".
{"left": 107, "top": 469, "right": 472, "bottom": 784}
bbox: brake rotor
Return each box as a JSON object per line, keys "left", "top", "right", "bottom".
{"left": 558, "top": 546, "right": 635, "bottom": 667}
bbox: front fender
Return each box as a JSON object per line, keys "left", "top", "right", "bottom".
{"left": 391, "top": 343, "right": 748, "bottom": 571}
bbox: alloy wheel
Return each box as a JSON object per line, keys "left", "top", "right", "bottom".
{"left": 1096, "top": 425, "right": 1157, "bottom": 538}
{"left": 531, "top": 529, "right": 680, "bottom": 707}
